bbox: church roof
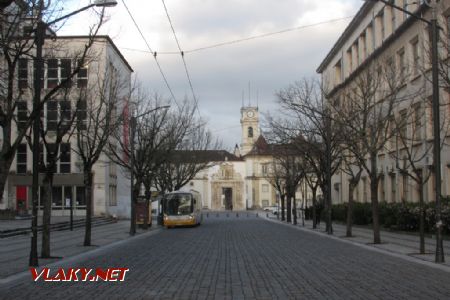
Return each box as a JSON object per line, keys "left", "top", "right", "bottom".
{"left": 245, "top": 135, "right": 275, "bottom": 156}
{"left": 170, "top": 150, "right": 244, "bottom": 162}
{"left": 244, "top": 135, "right": 304, "bottom": 157}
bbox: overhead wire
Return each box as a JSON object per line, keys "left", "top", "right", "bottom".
{"left": 118, "top": 15, "right": 355, "bottom": 55}
{"left": 161, "top": 0, "right": 201, "bottom": 118}
{"left": 121, "top": 0, "right": 181, "bottom": 109}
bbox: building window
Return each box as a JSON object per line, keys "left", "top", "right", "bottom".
{"left": 52, "top": 186, "right": 63, "bottom": 208}
{"left": 413, "top": 104, "right": 422, "bottom": 141}
{"left": 46, "top": 58, "right": 72, "bottom": 89}
{"left": 354, "top": 41, "right": 360, "bottom": 66}
{"left": 346, "top": 47, "right": 353, "bottom": 73}
{"left": 60, "top": 59, "right": 72, "bottom": 88}
{"left": 262, "top": 184, "right": 269, "bottom": 193}
{"left": 362, "top": 178, "right": 367, "bottom": 202}
{"left": 16, "top": 144, "right": 27, "bottom": 174}
{"left": 17, "top": 101, "right": 28, "bottom": 131}
{"left": 60, "top": 100, "right": 72, "bottom": 131}
{"left": 76, "top": 186, "right": 86, "bottom": 207}
{"left": 402, "top": 174, "right": 408, "bottom": 202}
{"left": 390, "top": 173, "right": 396, "bottom": 202}
{"left": 46, "top": 100, "right": 58, "bottom": 131}
{"left": 248, "top": 126, "right": 253, "bottom": 138}
{"left": 261, "top": 164, "right": 268, "bottom": 175}
{"left": 18, "top": 58, "right": 28, "bottom": 89}
{"left": 361, "top": 32, "right": 367, "bottom": 61}
{"left": 262, "top": 200, "right": 269, "bottom": 207}
{"left": 109, "top": 185, "right": 117, "bottom": 206}
{"left": 368, "top": 23, "right": 375, "bottom": 53}
{"left": 77, "top": 60, "right": 88, "bottom": 88}
{"left": 64, "top": 186, "right": 72, "bottom": 208}
{"left": 334, "top": 59, "right": 342, "bottom": 84}
{"left": 399, "top": 109, "right": 408, "bottom": 139}
{"left": 59, "top": 143, "right": 71, "bottom": 173}
{"left": 411, "top": 38, "right": 420, "bottom": 76}
{"left": 76, "top": 99, "right": 87, "bottom": 130}
{"left": 47, "top": 59, "right": 59, "bottom": 89}
{"left": 397, "top": 48, "right": 406, "bottom": 80}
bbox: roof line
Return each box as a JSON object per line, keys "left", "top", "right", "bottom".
{"left": 55, "top": 35, "right": 134, "bottom": 72}
{"left": 316, "top": 2, "right": 374, "bottom": 73}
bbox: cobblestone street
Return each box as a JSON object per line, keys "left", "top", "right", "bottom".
{"left": 2, "top": 214, "right": 450, "bottom": 299}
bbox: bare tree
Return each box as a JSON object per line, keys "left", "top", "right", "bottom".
{"left": 75, "top": 62, "right": 127, "bottom": 246}
{"left": 154, "top": 120, "right": 219, "bottom": 194}
{"left": 275, "top": 78, "right": 341, "bottom": 233}
{"left": 0, "top": 1, "right": 106, "bottom": 204}
{"left": 25, "top": 87, "right": 79, "bottom": 258}
{"left": 331, "top": 61, "right": 410, "bottom": 244}
{"left": 108, "top": 90, "right": 197, "bottom": 234}
{"left": 266, "top": 158, "right": 287, "bottom": 221}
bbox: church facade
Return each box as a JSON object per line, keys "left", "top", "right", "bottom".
{"left": 186, "top": 106, "right": 279, "bottom": 210}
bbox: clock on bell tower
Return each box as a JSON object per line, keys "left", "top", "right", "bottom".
{"left": 240, "top": 106, "right": 259, "bottom": 155}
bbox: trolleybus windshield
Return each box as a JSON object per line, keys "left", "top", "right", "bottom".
{"left": 164, "top": 193, "right": 193, "bottom": 215}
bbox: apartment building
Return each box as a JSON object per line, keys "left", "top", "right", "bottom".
{"left": 1, "top": 35, "right": 133, "bottom": 218}
{"left": 317, "top": 1, "right": 450, "bottom": 204}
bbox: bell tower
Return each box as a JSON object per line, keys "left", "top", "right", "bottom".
{"left": 240, "top": 106, "right": 260, "bottom": 155}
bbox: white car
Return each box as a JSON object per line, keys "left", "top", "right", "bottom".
{"left": 263, "top": 205, "right": 279, "bottom": 214}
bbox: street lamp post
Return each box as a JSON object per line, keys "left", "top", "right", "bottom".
{"left": 129, "top": 105, "right": 170, "bottom": 236}
{"left": 368, "top": 0, "right": 444, "bottom": 262}
{"left": 29, "top": 0, "right": 117, "bottom": 267}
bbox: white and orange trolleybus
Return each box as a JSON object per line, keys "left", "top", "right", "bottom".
{"left": 162, "top": 190, "right": 202, "bottom": 228}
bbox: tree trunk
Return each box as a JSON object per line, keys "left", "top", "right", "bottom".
{"left": 83, "top": 170, "right": 93, "bottom": 246}
{"left": 41, "top": 173, "right": 53, "bottom": 258}
{"left": 417, "top": 174, "right": 425, "bottom": 254}
{"left": 292, "top": 195, "right": 297, "bottom": 225}
{"left": 312, "top": 187, "right": 317, "bottom": 229}
{"left": 286, "top": 195, "right": 292, "bottom": 223}
{"left": 346, "top": 181, "right": 356, "bottom": 237}
{"left": 0, "top": 162, "right": 10, "bottom": 204}
{"left": 370, "top": 154, "right": 381, "bottom": 244}
{"left": 324, "top": 183, "right": 333, "bottom": 234}
{"left": 301, "top": 198, "right": 305, "bottom": 227}
{"left": 281, "top": 194, "right": 285, "bottom": 221}
{"left": 143, "top": 186, "right": 151, "bottom": 230}
{"left": 130, "top": 182, "right": 140, "bottom": 236}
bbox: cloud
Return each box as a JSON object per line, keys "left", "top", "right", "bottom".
{"left": 58, "top": 0, "right": 362, "bottom": 148}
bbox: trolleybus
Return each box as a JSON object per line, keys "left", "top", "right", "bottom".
{"left": 161, "top": 190, "right": 202, "bottom": 228}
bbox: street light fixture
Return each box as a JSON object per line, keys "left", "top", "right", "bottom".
{"left": 365, "top": 0, "right": 444, "bottom": 262}
{"left": 129, "top": 105, "right": 171, "bottom": 236}
{"left": 29, "top": 0, "right": 116, "bottom": 267}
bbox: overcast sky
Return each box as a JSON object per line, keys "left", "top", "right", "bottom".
{"left": 58, "top": 0, "right": 362, "bottom": 150}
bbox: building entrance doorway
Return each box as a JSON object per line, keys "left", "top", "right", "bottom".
{"left": 222, "top": 188, "right": 233, "bottom": 210}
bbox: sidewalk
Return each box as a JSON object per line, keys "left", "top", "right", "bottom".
{"left": 0, "top": 219, "right": 159, "bottom": 280}
{"left": 0, "top": 216, "right": 84, "bottom": 231}
{"left": 267, "top": 215, "right": 450, "bottom": 268}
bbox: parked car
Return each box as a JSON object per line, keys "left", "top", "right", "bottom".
{"left": 263, "top": 205, "right": 279, "bottom": 214}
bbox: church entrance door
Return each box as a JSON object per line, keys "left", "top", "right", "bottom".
{"left": 222, "top": 188, "right": 233, "bottom": 210}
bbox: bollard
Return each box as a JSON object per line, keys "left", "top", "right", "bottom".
{"left": 247, "top": 213, "right": 249, "bottom": 217}
{"left": 256, "top": 213, "right": 258, "bottom": 217}
{"left": 236, "top": 213, "right": 239, "bottom": 218}
{"left": 227, "top": 213, "right": 229, "bottom": 218}
{"left": 266, "top": 213, "right": 269, "bottom": 218}
{"left": 207, "top": 213, "right": 209, "bottom": 218}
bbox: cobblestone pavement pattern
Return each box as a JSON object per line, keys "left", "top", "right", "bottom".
{"left": 2, "top": 214, "right": 450, "bottom": 299}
